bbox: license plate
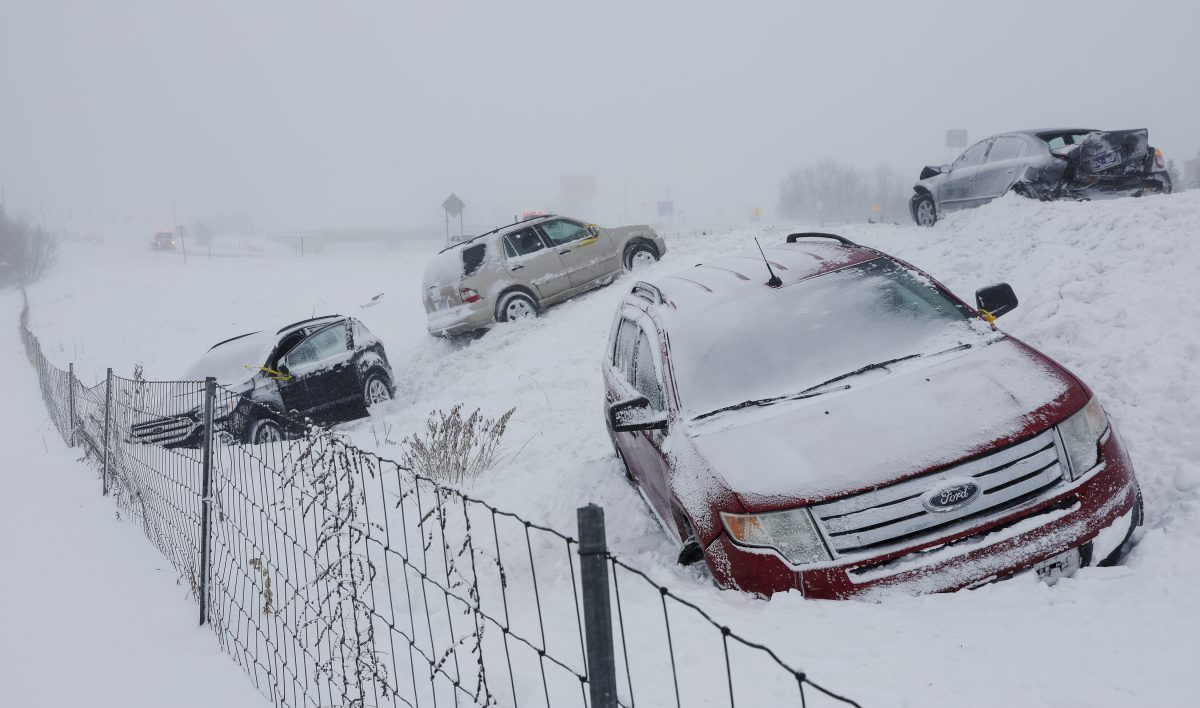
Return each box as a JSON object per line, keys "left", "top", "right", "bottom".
{"left": 1090, "top": 151, "right": 1120, "bottom": 172}
{"left": 1035, "top": 548, "right": 1082, "bottom": 585}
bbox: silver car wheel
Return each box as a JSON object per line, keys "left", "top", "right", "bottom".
{"left": 366, "top": 377, "right": 390, "bottom": 405}
{"left": 916, "top": 198, "right": 936, "bottom": 227}
{"left": 505, "top": 298, "right": 534, "bottom": 320}
{"left": 630, "top": 249, "right": 656, "bottom": 270}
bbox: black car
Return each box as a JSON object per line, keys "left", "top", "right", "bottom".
{"left": 911, "top": 128, "right": 1173, "bottom": 226}
{"left": 130, "top": 315, "right": 395, "bottom": 447}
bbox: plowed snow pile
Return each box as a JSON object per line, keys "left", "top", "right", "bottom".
{"left": 25, "top": 192, "right": 1200, "bottom": 707}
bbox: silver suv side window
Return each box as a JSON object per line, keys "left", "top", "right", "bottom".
{"left": 503, "top": 228, "right": 546, "bottom": 258}
{"left": 632, "top": 330, "right": 664, "bottom": 411}
{"left": 540, "top": 219, "right": 590, "bottom": 246}
{"left": 286, "top": 324, "right": 348, "bottom": 367}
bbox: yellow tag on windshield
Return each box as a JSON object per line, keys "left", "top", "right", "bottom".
{"left": 245, "top": 365, "right": 293, "bottom": 381}
{"left": 979, "top": 309, "right": 997, "bottom": 323}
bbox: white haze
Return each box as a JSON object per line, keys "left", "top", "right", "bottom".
{"left": 1, "top": 0, "right": 1197, "bottom": 237}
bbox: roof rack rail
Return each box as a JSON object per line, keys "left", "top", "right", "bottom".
{"left": 276, "top": 314, "right": 342, "bottom": 335}
{"left": 437, "top": 213, "right": 557, "bottom": 254}
{"left": 785, "top": 232, "right": 860, "bottom": 247}
{"left": 630, "top": 281, "right": 663, "bottom": 304}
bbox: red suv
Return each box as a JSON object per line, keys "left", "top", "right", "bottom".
{"left": 602, "top": 233, "right": 1142, "bottom": 599}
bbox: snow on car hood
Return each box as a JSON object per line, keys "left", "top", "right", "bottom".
{"left": 181, "top": 331, "right": 276, "bottom": 385}
{"left": 686, "top": 337, "right": 1074, "bottom": 505}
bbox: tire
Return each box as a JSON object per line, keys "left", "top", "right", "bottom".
{"left": 676, "top": 517, "right": 704, "bottom": 567}
{"left": 246, "top": 416, "right": 285, "bottom": 445}
{"left": 363, "top": 370, "right": 392, "bottom": 409}
{"left": 624, "top": 242, "right": 659, "bottom": 271}
{"left": 1011, "top": 182, "right": 1044, "bottom": 200}
{"left": 495, "top": 291, "right": 538, "bottom": 323}
{"left": 912, "top": 192, "right": 937, "bottom": 227}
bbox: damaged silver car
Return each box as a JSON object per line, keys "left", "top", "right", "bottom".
{"left": 911, "top": 128, "right": 1173, "bottom": 226}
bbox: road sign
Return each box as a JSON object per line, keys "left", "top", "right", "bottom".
{"left": 656, "top": 200, "right": 674, "bottom": 217}
{"left": 442, "top": 193, "right": 466, "bottom": 218}
{"left": 946, "top": 130, "right": 968, "bottom": 148}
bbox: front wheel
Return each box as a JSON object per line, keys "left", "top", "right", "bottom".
{"left": 912, "top": 193, "right": 937, "bottom": 227}
{"left": 246, "top": 416, "right": 285, "bottom": 445}
{"left": 495, "top": 291, "right": 538, "bottom": 323}
{"left": 363, "top": 371, "right": 392, "bottom": 409}
{"left": 624, "top": 243, "right": 659, "bottom": 271}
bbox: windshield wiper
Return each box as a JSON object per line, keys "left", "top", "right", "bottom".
{"left": 692, "top": 348, "right": 972, "bottom": 423}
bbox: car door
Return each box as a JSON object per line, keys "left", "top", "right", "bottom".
{"left": 940, "top": 139, "right": 992, "bottom": 210}
{"left": 501, "top": 226, "right": 572, "bottom": 300}
{"left": 280, "top": 322, "right": 356, "bottom": 420}
{"left": 538, "top": 218, "right": 619, "bottom": 288}
{"left": 975, "top": 135, "right": 1024, "bottom": 200}
{"left": 609, "top": 317, "right": 676, "bottom": 532}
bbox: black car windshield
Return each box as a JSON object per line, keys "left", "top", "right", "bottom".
{"left": 672, "top": 259, "right": 990, "bottom": 419}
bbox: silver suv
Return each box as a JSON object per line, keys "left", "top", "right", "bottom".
{"left": 422, "top": 215, "right": 667, "bottom": 336}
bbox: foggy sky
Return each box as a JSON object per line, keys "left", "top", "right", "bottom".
{"left": 2, "top": 0, "right": 1197, "bottom": 235}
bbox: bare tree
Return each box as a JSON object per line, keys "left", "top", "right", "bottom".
{"left": 0, "top": 208, "right": 59, "bottom": 287}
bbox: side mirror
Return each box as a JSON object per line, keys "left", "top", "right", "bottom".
{"left": 588, "top": 224, "right": 601, "bottom": 238}
{"left": 919, "top": 165, "right": 946, "bottom": 180}
{"left": 609, "top": 396, "right": 668, "bottom": 433}
{"left": 975, "top": 283, "right": 1018, "bottom": 320}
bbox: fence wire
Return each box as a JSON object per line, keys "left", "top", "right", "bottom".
{"left": 17, "top": 291, "right": 863, "bottom": 708}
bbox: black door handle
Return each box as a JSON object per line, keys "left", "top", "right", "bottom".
{"left": 559, "top": 249, "right": 571, "bottom": 255}
{"left": 511, "top": 264, "right": 524, "bottom": 271}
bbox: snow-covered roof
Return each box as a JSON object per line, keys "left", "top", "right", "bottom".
{"left": 638, "top": 240, "right": 880, "bottom": 321}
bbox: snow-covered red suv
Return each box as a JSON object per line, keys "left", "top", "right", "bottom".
{"left": 602, "top": 233, "right": 1142, "bottom": 598}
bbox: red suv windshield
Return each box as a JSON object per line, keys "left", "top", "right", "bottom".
{"left": 672, "top": 259, "right": 987, "bottom": 419}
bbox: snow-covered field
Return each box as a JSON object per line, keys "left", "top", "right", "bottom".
{"left": 21, "top": 192, "right": 1200, "bottom": 707}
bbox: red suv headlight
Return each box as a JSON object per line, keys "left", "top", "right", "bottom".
{"left": 720, "top": 508, "right": 832, "bottom": 565}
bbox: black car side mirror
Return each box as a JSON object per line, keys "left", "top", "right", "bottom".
{"left": 919, "top": 165, "right": 946, "bottom": 180}
{"left": 609, "top": 396, "right": 668, "bottom": 433}
{"left": 975, "top": 283, "right": 1019, "bottom": 320}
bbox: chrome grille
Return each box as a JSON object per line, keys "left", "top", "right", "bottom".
{"left": 130, "top": 415, "right": 196, "bottom": 446}
{"left": 812, "top": 429, "right": 1065, "bottom": 555}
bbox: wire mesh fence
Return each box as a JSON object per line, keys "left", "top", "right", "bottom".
{"left": 17, "top": 292, "right": 863, "bottom": 708}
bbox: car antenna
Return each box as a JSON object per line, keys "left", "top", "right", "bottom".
{"left": 755, "top": 237, "right": 782, "bottom": 288}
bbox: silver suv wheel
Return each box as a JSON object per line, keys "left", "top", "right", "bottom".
{"left": 496, "top": 291, "right": 537, "bottom": 322}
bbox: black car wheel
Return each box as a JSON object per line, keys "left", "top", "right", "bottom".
{"left": 496, "top": 291, "right": 538, "bottom": 323}
{"left": 363, "top": 371, "right": 392, "bottom": 409}
{"left": 624, "top": 242, "right": 659, "bottom": 271}
{"left": 247, "top": 417, "right": 285, "bottom": 445}
{"left": 913, "top": 193, "right": 937, "bottom": 227}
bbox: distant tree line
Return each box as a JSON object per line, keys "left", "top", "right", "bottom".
{"left": 0, "top": 205, "right": 58, "bottom": 288}
{"left": 779, "top": 160, "right": 912, "bottom": 225}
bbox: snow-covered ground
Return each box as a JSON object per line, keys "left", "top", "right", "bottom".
{"left": 0, "top": 289, "right": 263, "bottom": 708}
{"left": 21, "top": 192, "right": 1200, "bottom": 707}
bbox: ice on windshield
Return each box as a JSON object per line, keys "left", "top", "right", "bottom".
{"left": 181, "top": 331, "right": 278, "bottom": 385}
{"left": 672, "top": 259, "right": 989, "bottom": 418}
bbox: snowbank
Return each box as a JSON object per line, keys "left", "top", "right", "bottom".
{"left": 22, "top": 192, "right": 1200, "bottom": 707}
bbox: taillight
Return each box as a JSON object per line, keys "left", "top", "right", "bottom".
{"left": 460, "top": 287, "right": 481, "bottom": 304}
{"left": 1154, "top": 148, "right": 1165, "bottom": 169}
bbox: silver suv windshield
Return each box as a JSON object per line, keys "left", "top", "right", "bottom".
{"left": 673, "top": 259, "right": 991, "bottom": 420}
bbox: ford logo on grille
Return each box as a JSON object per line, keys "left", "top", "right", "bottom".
{"left": 921, "top": 479, "right": 981, "bottom": 513}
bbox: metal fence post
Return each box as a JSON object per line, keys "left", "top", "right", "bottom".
{"left": 67, "top": 362, "right": 77, "bottom": 446}
{"left": 577, "top": 504, "right": 618, "bottom": 708}
{"left": 101, "top": 368, "right": 113, "bottom": 496}
{"left": 198, "top": 377, "right": 216, "bottom": 626}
